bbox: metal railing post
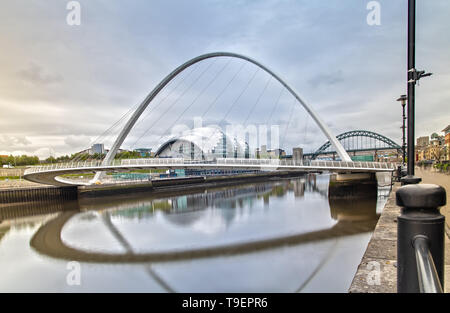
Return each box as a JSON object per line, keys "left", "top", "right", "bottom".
{"left": 396, "top": 184, "right": 446, "bottom": 293}
{"left": 413, "top": 235, "right": 443, "bottom": 293}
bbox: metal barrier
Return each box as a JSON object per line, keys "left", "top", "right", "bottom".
{"left": 413, "top": 236, "right": 443, "bottom": 293}
{"left": 24, "top": 158, "right": 398, "bottom": 176}
{"left": 396, "top": 184, "right": 446, "bottom": 293}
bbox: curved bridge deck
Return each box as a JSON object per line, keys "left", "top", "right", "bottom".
{"left": 24, "top": 158, "right": 397, "bottom": 186}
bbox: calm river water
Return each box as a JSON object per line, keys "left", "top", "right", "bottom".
{"left": 0, "top": 174, "right": 391, "bottom": 292}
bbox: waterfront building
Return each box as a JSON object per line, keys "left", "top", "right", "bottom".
{"left": 416, "top": 136, "right": 429, "bottom": 148}
{"left": 442, "top": 125, "right": 450, "bottom": 161}
{"left": 134, "top": 148, "right": 152, "bottom": 157}
{"left": 91, "top": 143, "right": 105, "bottom": 155}
{"left": 256, "top": 145, "right": 285, "bottom": 159}
{"left": 415, "top": 127, "right": 449, "bottom": 162}
{"left": 154, "top": 127, "right": 250, "bottom": 160}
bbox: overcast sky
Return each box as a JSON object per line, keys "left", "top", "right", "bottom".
{"left": 0, "top": 0, "right": 449, "bottom": 158}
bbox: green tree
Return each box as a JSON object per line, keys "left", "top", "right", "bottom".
{"left": 45, "top": 156, "right": 57, "bottom": 164}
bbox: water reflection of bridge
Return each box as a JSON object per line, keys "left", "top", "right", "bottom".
{"left": 78, "top": 175, "right": 327, "bottom": 219}
{"left": 28, "top": 176, "right": 380, "bottom": 260}
{"left": 0, "top": 175, "right": 385, "bottom": 292}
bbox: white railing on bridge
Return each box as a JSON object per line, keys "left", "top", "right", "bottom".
{"left": 24, "top": 157, "right": 397, "bottom": 175}
{"left": 120, "top": 158, "right": 185, "bottom": 165}
{"left": 216, "top": 158, "right": 396, "bottom": 170}
{"left": 309, "top": 160, "right": 395, "bottom": 170}
{"left": 216, "top": 158, "right": 284, "bottom": 166}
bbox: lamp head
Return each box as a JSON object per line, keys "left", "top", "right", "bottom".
{"left": 397, "top": 94, "right": 407, "bottom": 106}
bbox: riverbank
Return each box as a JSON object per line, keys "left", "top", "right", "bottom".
{"left": 349, "top": 172, "right": 450, "bottom": 293}
{"left": 0, "top": 178, "right": 45, "bottom": 189}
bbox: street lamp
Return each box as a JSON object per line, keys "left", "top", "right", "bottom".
{"left": 397, "top": 95, "right": 407, "bottom": 166}
{"left": 401, "top": 0, "right": 432, "bottom": 185}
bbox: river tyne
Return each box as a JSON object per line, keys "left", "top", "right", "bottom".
{"left": 0, "top": 173, "right": 391, "bottom": 292}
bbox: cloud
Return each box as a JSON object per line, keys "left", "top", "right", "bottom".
{"left": 64, "top": 135, "right": 93, "bottom": 150}
{"left": 0, "top": 0, "right": 449, "bottom": 157}
{"left": 17, "top": 63, "right": 63, "bottom": 86}
{"left": 308, "top": 70, "right": 344, "bottom": 88}
{"left": 0, "top": 135, "right": 31, "bottom": 148}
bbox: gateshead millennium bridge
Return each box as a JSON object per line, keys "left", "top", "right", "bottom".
{"left": 24, "top": 52, "right": 397, "bottom": 186}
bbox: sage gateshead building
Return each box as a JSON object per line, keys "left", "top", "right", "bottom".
{"left": 154, "top": 127, "right": 250, "bottom": 160}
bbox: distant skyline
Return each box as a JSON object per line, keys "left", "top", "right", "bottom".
{"left": 1, "top": 0, "right": 449, "bottom": 158}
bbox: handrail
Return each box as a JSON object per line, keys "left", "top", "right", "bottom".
{"left": 23, "top": 158, "right": 398, "bottom": 175}
{"left": 413, "top": 236, "right": 443, "bottom": 293}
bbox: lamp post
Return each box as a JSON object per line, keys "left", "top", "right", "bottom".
{"left": 397, "top": 95, "right": 407, "bottom": 166}
{"left": 401, "top": 0, "right": 432, "bottom": 185}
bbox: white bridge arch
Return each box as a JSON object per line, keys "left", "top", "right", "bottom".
{"left": 93, "top": 52, "right": 352, "bottom": 181}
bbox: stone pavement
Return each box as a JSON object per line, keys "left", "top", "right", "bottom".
{"left": 415, "top": 167, "right": 450, "bottom": 293}
{"left": 349, "top": 168, "right": 450, "bottom": 292}
{"left": 349, "top": 184, "right": 399, "bottom": 292}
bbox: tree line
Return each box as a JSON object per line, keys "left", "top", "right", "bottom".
{"left": 1, "top": 151, "right": 150, "bottom": 166}
{"left": 0, "top": 155, "right": 40, "bottom": 166}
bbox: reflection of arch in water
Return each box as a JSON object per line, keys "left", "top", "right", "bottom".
{"left": 295, "top": 238, "right": 339, "bottom": 292}
{"left": 30, "top": 210, "right": 378, "bottom": 264}
{"left": 29, "top": 201, "right": 379, "bottom": 292}
{"left": 101, "top": 212, "right": 175, "bottom": 292}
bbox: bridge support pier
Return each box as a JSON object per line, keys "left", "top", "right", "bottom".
{"left": 328, "top": 173, "right": 377, "bottom": 199}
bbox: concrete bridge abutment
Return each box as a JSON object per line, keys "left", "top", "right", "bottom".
{"left": 328, "top": 172, "right": 378, "bottom": 199}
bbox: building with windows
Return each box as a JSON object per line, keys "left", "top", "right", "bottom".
{"left": 415, "top": 127, "right": 449, "bottom": 162}
{"left": 442, "top": 125, "right": 450, "bottom": 161}
{"left": 426, "top": 138, "right": 443, "bottom": 161}
{"left": 417, "top": 136, "right": 430, "bottom": 148}
{"left": 154, "top": 127, "right": 250, "bottom": 160}
{"left": 134, "top": 148, "right": 152, "bottom": 157}
{"left": 91, "top": 143, "right": 104, "bottom": 155}
{"left": 75, "top": 144, "right": 127, "bottom": 156}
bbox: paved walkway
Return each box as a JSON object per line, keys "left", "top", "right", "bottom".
{"left": 415, "top": 167, "right": 450, "bottom": 229}
{"left": 415, "top": 167, "right": 450, "bottom": 293}
{"left": 349, "top": 168, "right": 450, "bottom": 293}
{"left": 349, "top": 184, "right": 399, "bottom": 292}
{"left": 0, "top": 179, "right": 45, "bottom": 189}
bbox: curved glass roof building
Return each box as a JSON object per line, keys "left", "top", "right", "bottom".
{"left": 155, "top": 127, "right": 250, "bottom": 160}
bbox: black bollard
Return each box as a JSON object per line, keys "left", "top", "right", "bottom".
{"left": 396, "top": 184, "right": 446, "bottom": 293}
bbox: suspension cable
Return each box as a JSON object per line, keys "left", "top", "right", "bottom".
{"left": 131, "top": 64, "right": 199, "bottom": 136}
{"left": 71, "top": 66, "right": 199, "bottom": 163}
{"left": 242, "top": 76, "right": 272, "bottom": 127}
{"left": 281, "top": 98, "right": 296, "bottom": 150}
{"left": 155, "top": 57, "right": 234, "bottom": 141}
{"left": 265, "top": 86, "right": 285, "bottom": 126}
{"left": 220, "top": 67, "right": 260, "bottom": 126}
{"left": 304, "top": 112, "right": 309, "bottom": 153}
{"left": 197, "top": 67, "right": 261, "bottom": 153}
{"left": 71, "top": 102, "right": 139, "bottom": 162}
{"left": 129, "top": 59, "right": 218, "bottom": 150}
{"left": 201, "top": 61, "right": 246, "bottom": 119}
